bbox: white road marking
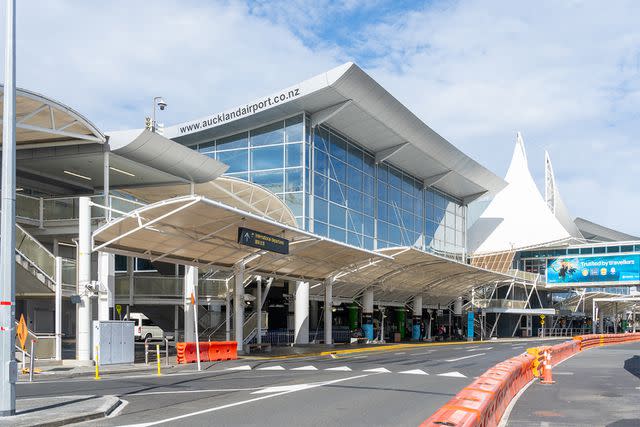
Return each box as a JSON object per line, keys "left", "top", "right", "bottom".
{"left": 467, "top": 347, "right": 492, "bottom": 352}
{"left": 226, "top": 365, "right": 252, "bottom": 371}
{"left": 511, "top": 345, "right": 524, "bottom": 349}
{"left": 398, "top": 369, "right": 428, "bottom": 375}
{"left": 131, "top": 387, "right": 262, "bottom": 396}
{"left": 352, "top": 355, "right": 368, "bottom": 359}
{"left": 257, "top": 365, "right": 285, "bottom": 371}
{"left": 128, "top": 374, "right": 372, "bottom": 426}
{"left": 394, "top": 352, "right": 406, "bottom": 355}
{"left": 410, "top": 350, "right": 436, "bottom": 356}
{"left": 445, "top": 353, "right": 485, "bottom": 362}
{"left": 290, "top": 365, "right": 318, "bottom": 371}
{"left": 252, "top": 384, "right": 315, "bottom": 394}
{"left": 438, "top": 371, "right": 467, "bottom": 378}
{"left": 553, "top": 372, "right": 574, "bottom": 375}
{"left": 325, "top": 366, "right": 352, "bottom": 371}
{"left": 363, "top": 367, "right": 391, "bottom": 373}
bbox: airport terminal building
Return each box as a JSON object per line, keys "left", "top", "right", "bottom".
{"left": 5, "top": 62, "right": 638, "bottom": 361}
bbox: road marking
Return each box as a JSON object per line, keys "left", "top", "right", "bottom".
{"left": 553, "top": 372, "right": 574, "bottom": 375}
{"left": 257, "top": 365, "right": 285, "bottom": 371}
{"left": 129, "top": 374, "right": 372, "bottom": 426}
{"left": 410, "top": 350, "right": 436, "bottom": 355}
{"left": 131, "top": 387, "right": 262, "bottom": 396}
{"left": 290, "top": 365, "right": 317, "bottom": 371}
{"left": 363, "top": 367, "right": 391, "bottom": 373}
{"left": 325, "top": 366, "right": 352, "bottom": 371}
{"left": 352, "top": 355, "right": 368, "bottom": 359}
{"left": 438, "top": 371, "right": 467, "bottom": 378}
{"left": 511, "top": 345, "right": 524, "bottom": 349}
{"left": 445, "top": 353, "right": 485, "bottom": 362}
{"left": 467, "top": 347, "right": 492, "bottom": 352}
{"left": 252, "top": 384, "right": 315, "bottom": 394}
{"left": 398, "top": 369, "right": 428, "bottom": 375}
{"left": 394, "top": 352, "right": 406, "bottom": 355}
{"left": 226, "top": 365, "right": 252, "bottom": 371}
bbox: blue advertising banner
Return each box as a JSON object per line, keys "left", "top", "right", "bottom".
{"left": 546, "top": 254, "right": 640, "bottom": 285}
{"left": 467, "top": 312, "right": 474, "bottom": 340}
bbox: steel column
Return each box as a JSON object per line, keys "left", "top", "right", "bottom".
{"left": 256, "top": 276, "right": 262, "bottom": 345}
{"left": 294, "top": 281, "right": 309, "bottom": 344}
{"left": 77, "top": 197, "right": 92, "bottom": 361}
{"left": 53, "top": 240, "right": 62, "bottom": 361}
{"left": 324, "top": 278, "right": 333, "bottom": 345}
{"left": 234, "top": 262, "right": 244, "bottom": 351}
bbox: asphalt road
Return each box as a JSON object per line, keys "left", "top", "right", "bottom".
{"left": 505, "top": 341, "right": 640, "bottom": 427}
{"left": 17, "top": 339, "right": 564, "bottom": 426}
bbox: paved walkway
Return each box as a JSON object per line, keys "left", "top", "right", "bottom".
{"left": 506, "top": 341, "right": 640, "bottom": 427}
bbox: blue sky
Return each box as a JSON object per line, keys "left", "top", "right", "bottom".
{"left": 2, "top": 0, "right": 640, "bottom": 235}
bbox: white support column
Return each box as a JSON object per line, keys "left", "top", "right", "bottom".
{"left": 362, "top": 289, "right": 374, "bottom": 341}
{"left": 77, "top": 196, "right": 92, "bottom": 361}
{"left": 294, "top": 281, "right": 309, "bottom": 344}
{"left": 225, "top": 279, "right": 231, "bottom": 342}
{"left": 174, "top": 305, "right": 179, "bottom": 341}
{"left": 127, "top": 257, "right": 134, "bottom": 307}
{"left": 97, "top": 252, "right": 114, "bottom": 321}
{"left": 592, "top": 301, "right": 597, "bottom": 334}
{"left": 324, "top": 278, "right": 333, "bottom": 345}
{"left": 256, "top": 276, "right": 262, "bottom": 344}
{"left": 598, "top": 306, "right": 604, "bottom": 334}
{"left": 234, "top": 262, "right": 245, "bottom": 351}
{"left": 183, "top": 266, "right": 198, "bottom": 342}
{"left": 53, "top": 240, "right": 62, "bottom": 361}
{"left": 613, "top": 303, "right": 618, "bottom": 333}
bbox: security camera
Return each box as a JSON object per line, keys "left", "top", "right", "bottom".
{"left": 157, "top": 98, "right": 167, "bottom": 110}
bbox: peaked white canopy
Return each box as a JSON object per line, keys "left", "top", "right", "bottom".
{"left": 544, "top": 151, "right": 583, "bottom": 239}
{"left": 468, "top": 133, "right": 572, "bottom": 255}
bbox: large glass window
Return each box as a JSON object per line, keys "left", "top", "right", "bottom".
{"left": 218, "top": 150, "right": 248, "bottom": 173}
{"left": 251, "top": 122, "right": 284, "bottom": 146}
{"left": 252, "top": 145, "right": 284, "bottom": 170}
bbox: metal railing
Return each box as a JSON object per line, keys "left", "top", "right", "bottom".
{"left": 144, "top": 337, "right": 170, "bottom": 366}
{"left": 15, "top": 222, "right": 55, "bottom": 279}
{"left": 115, "top": 275, "right": 227, "bottom": 299}
{"left": 538, "top": 328, "right": 589, "bottom": 337}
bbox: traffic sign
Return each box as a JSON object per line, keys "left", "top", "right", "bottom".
{"left": 16, "top": 314, "right": 27, "bottom": 350}
{"left": 540, "top": 314, "right": 546, "bottom": 320}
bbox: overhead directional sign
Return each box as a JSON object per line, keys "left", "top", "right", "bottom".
{"left": 237, "top": 227, "right": 289, "bottom": 255}
{"left": 17, "top": 314, "right": 27, "bottom": 350}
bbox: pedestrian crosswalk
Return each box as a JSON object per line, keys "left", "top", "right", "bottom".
{"left": 223, "top": 364, "right": 467, "bottom": 377}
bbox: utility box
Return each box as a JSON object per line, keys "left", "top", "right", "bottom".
{"left": 93, "top": 320, "right": 135, "bottom": 365}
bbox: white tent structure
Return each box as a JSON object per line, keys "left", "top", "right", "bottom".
{"left": 544, "top": 151, "right": 583, "bottom": 239}
{"left": 468, "top": 133, "right": 572, "bottom": 255}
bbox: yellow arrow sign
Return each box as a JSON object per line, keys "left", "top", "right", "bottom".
{"left": 17, "top": 314, "right": 28, "bottom": 350}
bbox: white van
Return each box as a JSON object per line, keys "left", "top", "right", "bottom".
{"left": 129, "top": 312, "right": 164, "bottom": 341}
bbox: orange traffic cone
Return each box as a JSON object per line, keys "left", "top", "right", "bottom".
{"left": 540, "top": 350, "right": 555, "bottom": 384}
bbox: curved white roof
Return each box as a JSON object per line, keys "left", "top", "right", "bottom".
{"left": 168, "top": 63, "right": 506, "bottom": 201}
{"left": 544, "top": 151, "right": 583, "bottom": 239}
{"left": 1, "top": 85, "right": 105, "bottom": 147}
{"left": 468, "top": 133, "right": 572, "bottom": 254}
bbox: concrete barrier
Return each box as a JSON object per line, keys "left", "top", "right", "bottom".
{"left": 420, "top": 333, "right": 640, "bottom": 427}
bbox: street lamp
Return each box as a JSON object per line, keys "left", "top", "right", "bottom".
{"left": 152, "top": 96, "right": 167, "bottom": 133}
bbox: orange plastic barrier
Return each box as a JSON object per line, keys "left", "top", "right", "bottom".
{"left": 420, "top": 333, "right": 640, "bottom": 427}
{"left": 176, "top": 341, "right": 238, "bottom": 364}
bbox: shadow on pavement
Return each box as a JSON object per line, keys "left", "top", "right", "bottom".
{"left": 607, "top": 419, "right": 640, "bottom": 427}
{"left": 623, "top": 355, "right": 640, "bottom": 379}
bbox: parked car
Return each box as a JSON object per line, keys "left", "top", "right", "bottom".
{"left": 129, "top": 312, "right": 164, "bottom": 341}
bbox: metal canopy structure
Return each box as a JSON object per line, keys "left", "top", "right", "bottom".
{"left": 558, "top": 290, "right": 640, "bottom": 316}
{"left": 92, "top": 195, "right": 511, "bottom": 305}
{"left": 0, "top": 85, "right": 105, "bottom": 148}
{"left": 16, "top": 129, "right": 227, "bottom": 193}
{"left": 326, "top": 247, "right": 511, "bottom": 305}
{"left": 168, "top": 62, "right": 506, "bottom": 202}
{"left": 121, "top": 176, "right": 297, "bottom": 228}
{"left": 92, "top": 195, "right": 390, "bottom": 282}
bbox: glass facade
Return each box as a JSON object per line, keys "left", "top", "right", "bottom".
{"left": 189, "top": 113, "right": 466, "bottom": 261}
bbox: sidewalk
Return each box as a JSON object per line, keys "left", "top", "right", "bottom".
{"left": 0, "top": 395, "right": 121, "bottom": 427}
{"left": 505, "top": 341, "right": 640, "bottom": 426}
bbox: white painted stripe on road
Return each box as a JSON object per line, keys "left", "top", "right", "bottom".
{"left": 132, "top": 387, "right": 262, "bottom": 396}
{"left": 511, "top": 345, "right": 524, "bottom": 349}
{"left": 467, "top": 347, "right": 492, "bottom": 352}
{"left": 394, "top": 352, "right": 406, "bottom": 355}
{"left": 226, "top": 365, "right": 252, "bottom": 371}
{"left": 445, "top": 353, "right": 485, "bottom": 362}
{"left": 325, "top": 366, "right": 352, "bottom": 371}
{"left": 257, "top": 365, "right": 285, "bottom": 371}
{"left": 363, "top": 367, "right": 391, "bottom": 373}
{"left": 290, "top": 365, "right": 317, "bottom": 371}
{"left": 352, "top": 355, "right": 368, "bottom": 359}
{"left": 252, "top": 384, "right": 315, "bottom": 394}
{"left": 398, "top": 369, "right": 428, "bottom": 375}
{"left": 127, "top": 374, "right": 372, "bottom": 427}
{"left": 437, "top": 371, "right": 467, "bottom": 378}
{"left": 410, "top": 350, "right": 436, "bottom": 355}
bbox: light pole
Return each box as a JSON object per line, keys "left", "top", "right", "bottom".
{"left": 1, "top": 0, "right": 17, "bottom": 417}
{"left": 152, "top": 96, "right": 167, "bottom": 133}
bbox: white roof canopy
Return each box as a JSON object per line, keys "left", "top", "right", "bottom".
{"left": 93, "top": 195, "right": 510, "bottom": 305}
{"left": 1, "top": 85, "right": 105, "bottom": 148}
{"left": 468, "top": 133, "right": 573, "bottom": 255}
{"left": 168, "top": 63, "right": 506, "bottom": 201}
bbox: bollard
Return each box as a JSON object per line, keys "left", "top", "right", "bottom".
{"left": 156, "top": 344, "right": 161, "bottom": 376}
{"left": 95, "top": 344, "right": 101, "bottom": 380}
{"left": 165, "top": 338, "right": 170, "bottom": 367}
{"left": 21, "top": 347, "right": 26, "bottom": 374}
{"left": 540, "top": 350, "right": 555, "bottom": 385}
{"left": 29, "top": 340, "right": 36, "bottom": 383}
{"left": 145, "top": 339, "right": 149, "bottom": 365}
